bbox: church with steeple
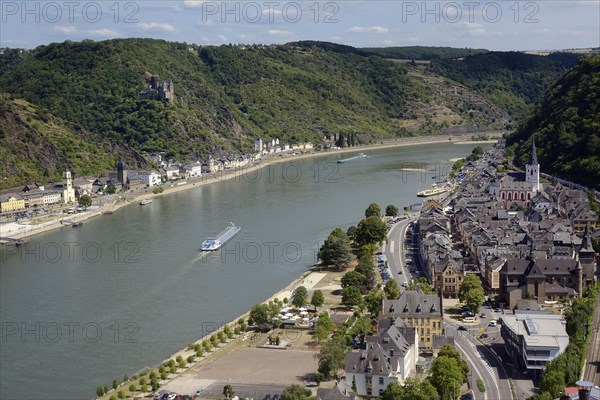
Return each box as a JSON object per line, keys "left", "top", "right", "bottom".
{"left": 491, "top": 135, "right": 542, "bottom": 206}
{"left": 525, "top": 134, "right": 540, "bottom": 193}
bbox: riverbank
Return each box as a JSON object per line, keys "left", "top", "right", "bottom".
{"left": 98, "top": 267, "right": 333, "bottom": 400}
{"left": 1, "top": 133, "right": 490, "bottom": 242}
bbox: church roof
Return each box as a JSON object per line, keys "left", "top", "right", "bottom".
{"left": 528, "top": 134, "right": 538, "bottom": 165}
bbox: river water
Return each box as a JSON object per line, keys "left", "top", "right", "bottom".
{"left": 0, "top": 142, "right": 489, "bottom": 399}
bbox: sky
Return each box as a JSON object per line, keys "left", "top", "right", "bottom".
{"left": 1, "top": 1, "right": 599, "bottom": 51}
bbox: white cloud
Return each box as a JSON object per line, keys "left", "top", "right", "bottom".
{"left": 137, "top": 23, "right": 175, "bottom": 32}
{"left": 383, "top": 39, "right": 394, "bottom": 46}
{"left": 183, "top": 1, "right": 205, "bottom": 8}
{"left": 458, "top": 22, "right": 486, "bottom": 37}
{"left": 200, "top": 37, "right": 210, "bottom": 42}
{"left": 86, "top": 29, "right": 119, "bottom": 37}
{"left": 55, "top": 26, "right": 76, "bottom": 34}
{"left": 349, "top": 26, "right": 389, "bottom": 34}
{"left": 219, "top": 35, "right": 228, "bottom": 42}
{"left": 268, "top": 29, "right": 293, "bottom": 36}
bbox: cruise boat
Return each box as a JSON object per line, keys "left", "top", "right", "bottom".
{"left": 139, "top": 199, "right": 153, "bottom": 205}
{"left": 200, "top": 223, "right": 241, "bottom": 251}
{"left": 416, "top": 183, "right": 448, "bottom": 197}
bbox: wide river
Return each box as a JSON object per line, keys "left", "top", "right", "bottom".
{"left": 0, "top": 142, "right": 489, "bottom": 399}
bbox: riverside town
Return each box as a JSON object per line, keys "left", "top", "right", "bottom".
{"left": 1, "top": 2, "right": 599, "bottom": 400}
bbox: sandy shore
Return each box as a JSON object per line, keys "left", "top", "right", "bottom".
{"left": 1, "top": 133, "right": 491, "bottom": 241}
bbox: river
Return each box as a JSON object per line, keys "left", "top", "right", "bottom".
{"left": 0, "top": 142, "right": 490, "bottom": 399}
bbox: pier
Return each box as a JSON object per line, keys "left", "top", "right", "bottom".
{"left": 0, "top": 236, "right": 29, "bottom": 246}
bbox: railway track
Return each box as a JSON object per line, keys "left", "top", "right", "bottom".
{"left": 582, "top": 294, "right": 600, "bottom": 385}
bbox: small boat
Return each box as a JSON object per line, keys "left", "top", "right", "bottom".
{"left": 417, "top": 183, "right": 448, "bottom": 197}
{"left": 139, "top": 199, "right": 153, "bottom": 205}
{"left": 200, "top": 223, "right": 241, "bottom": 251}
{"left": 72, "top": 222, "right": 83, "bottom": 228}
{"left": 337, "top": 153, "right": 367, "bottom": 164}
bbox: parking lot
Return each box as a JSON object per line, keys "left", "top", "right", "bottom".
{"left": 161, "top": 348, "right": 317, "bottom": 398}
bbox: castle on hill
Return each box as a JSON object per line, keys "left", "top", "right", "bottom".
{"left": 139, "top": 76, "right": 174, "bottom": 102}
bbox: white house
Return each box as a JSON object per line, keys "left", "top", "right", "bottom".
{"left": 135, "top": 171, "right": 161, "bottom": 187}
{"left": 345, "top": 322, "right": 418, "bottom": 397}
{"left": 183, "top": 162, "right": 202, "bottom": 178}
{"left": 43, "top": 191, "right": 62, "bottom": 205}
{"left": 165, "top": 166, "right": 179, "bottom": 180}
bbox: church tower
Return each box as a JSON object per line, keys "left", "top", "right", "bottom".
{"left": 526, "top": 134, "right": 540, "bottom": 193}
{"left": 62, "top": 169, "right": 75, "bottom": 203}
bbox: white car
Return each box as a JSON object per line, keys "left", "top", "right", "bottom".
{"left": 489, "top": 320, "right": 498, "bottom": 327}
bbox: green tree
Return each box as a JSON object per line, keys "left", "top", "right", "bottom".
{"left": 384, "top": 279, "right": 400, "bottom": 300}
{"left": 342, "top": 286, "right": 363, "bottom": 307}
{"left": 311, "top": 290, "right": 325, "bottom": 308}
{"left": 281, "top": 384, "right": 315, "bottom": 400}
{"left": 355, "top": 256, "right": 377, "bottom": 289}
{"left": 437, "top": 344, "right": 469, "bottom": 381}
{"left": 291, "top": 286, "right": 308, "bottom": 308}
{"left": 112, "top": 379, "right": 119, "bottom": 390}
{"left": 385, "top": 204, "right": 399, "bottom": 217}
{"left": 105, "top": 181, "right": 117, "bottom": 194}
{"left": 364, "top": 288, "right": 383, "bottom": 316}
{"left": 458, "top": 274, "right": 485, "bottom": 313}
{"left": 141, "top": 384, "right": 148, "bottom": 393}
{"left": 381, "top": 381, "right": 404, "bottom": 400}
{"left": 341, "top": 271, "right": 365, "bottom": 289}
{"left": 346, "top": 226, "right": 357, "bottom": 241}
{"left": 318, "top": 228, "right": 352, "bottom": 269}
{"left": 365, "top": 203, "right": 382, "bottom": 218}
{"left": 223, "top": 384, "right": 235, "bottom": 399}
{"left": 150, "top": 377, "right": 159, "bottom": 391}
{"left": 249, "top": 303, "right": 270, "bottom": 325}
{"left": 430, "top": 356, "right": 465, "bottom": 400}
{"left": 79, "top": 194, "right": 92, "bottom": 209}
{"left": 96, "top": 386, "right": 105, "bottom": 397}
{"left": 129, "top": 384, "right": 136, "bottom": 392}
{"left": 539, "top": 367, "right": 567, "bottom": 398}
{"left": 406, "top": 277, "right": 436, "bottom": 294}
{"left": 472, "top": 145, "right": 484, "bottom": 155}
{"left": 401, "top": 378, "right": 439, "bottom": 400}
{"left": 315, "top": 337, "right": 347, "bottom": 378}
{"left": 117, "top": 390, "right": 125, "bottom": 399}
{"left": 355, "top": 216, "right": 387, "bottom": 246}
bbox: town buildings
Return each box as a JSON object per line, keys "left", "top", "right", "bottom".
{"left": 446, "top": 139, "right": 597, "bottom": 308}
{"left": 501, "top": 310, "right": 569, "bottom": 372}
{"left": 345, "top": 320, "right": 418, "bottom": 396}
{"left": 381, "top": 291, "right": 444, "bottom": 350}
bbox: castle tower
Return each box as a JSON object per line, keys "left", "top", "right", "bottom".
{"left": 117, "top": 160, "right": 128, "bottom": 185}
{"left": 62, "top": 169, "right": 75, "bottom": 203}
{"left": 526, "top": 134, "right": 540, "bottom": 193}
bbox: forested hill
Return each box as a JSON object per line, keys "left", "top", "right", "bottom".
{"left": 429, "top": 51, "right": 580, "bottom": 120}
{"left": 0, "top": 39, "right": 581, "bottom": 188}
{"left": 0, "top": 39, "right": 511, "bottom": 188}
{"left": 507, "top": 56, "right": 600, "bottom": 190}
{"left": 361, "top": 46, "right": 488, "bottom": 60}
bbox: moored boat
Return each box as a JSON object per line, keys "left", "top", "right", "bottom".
{"left": 416, "top": 183, "right": 448, "bottom": 197}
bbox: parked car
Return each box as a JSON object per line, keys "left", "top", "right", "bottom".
{"left": 489, "top": 320, "right": 498, "bottom": 327}
{"left": 480, "top": 313, "right": 486, "bottom": 318}
{"left": 494, "top": 308, "right": 502, "bottom": 313}
{"left": 458, "top": 326, "right": 467, "bottom": 331}
{"left": 479, "top": 333, "right": 489, "bottom": 339}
